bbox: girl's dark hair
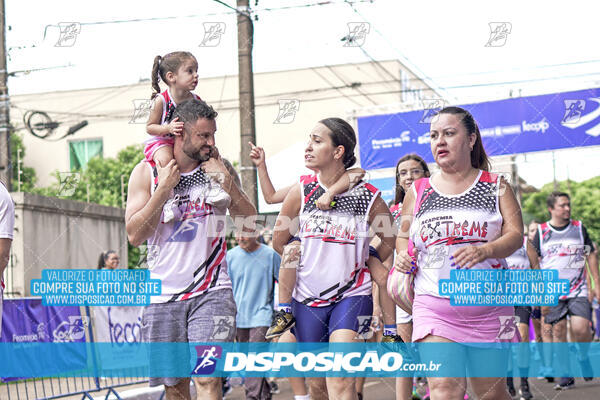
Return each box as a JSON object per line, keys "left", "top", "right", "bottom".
{"left": 393, "top": 153, "right": 430, "bottom": 205}
{"left": 97, "top": 250, "right": 117, "bottom": 269}
{"left": 435, "top": 106, "right": 490, "bottom": 171}
{"left": 151, "top": 51, "right": 196, "bottom": 99}
{"left": 318, "top": 117, "right": 357, "bottom": 169}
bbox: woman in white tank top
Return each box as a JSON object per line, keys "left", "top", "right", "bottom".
{"left": 394, "top": 107, "right": 524, "bottom": 400}
{"left": 273, "top": 118, "right": 396, "bottom": 400}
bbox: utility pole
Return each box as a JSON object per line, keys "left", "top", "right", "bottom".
{"left": 236, "top": 0, "right": 258, "bottom": 208}
{"left": 0, "top": 0, "right": 11, "bottom": 190}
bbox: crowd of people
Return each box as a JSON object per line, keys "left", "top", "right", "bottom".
{"left": 120, "top": 51, "right": 599, "bottom": 400}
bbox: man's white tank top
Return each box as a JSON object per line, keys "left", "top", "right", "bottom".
{"left": 146, "top": 162, "right": 232, "bottom": 303}
{"left": 538, "top": 220, "right": 588, "bottom": 299}
{"left": 410, "top": 170, "right": 506, "bottom": 298}
{"left": 505, "top": 237, "right": 530, "bottom": 270}
{"left": 293, "top": 174, "right": 379, "bottom": 307}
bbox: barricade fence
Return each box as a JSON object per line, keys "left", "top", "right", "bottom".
{"left": 1, "top": 298, "right": 153, "bottom": 400}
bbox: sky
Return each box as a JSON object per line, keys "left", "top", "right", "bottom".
{"left": 5, "top": 0, "right": 600, "bottom": 188}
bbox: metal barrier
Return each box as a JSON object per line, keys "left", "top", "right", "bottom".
{"left": 1, "top": 372, "right": 151, "bottom": 400}
{"left": 1, "top": 302, "right": 162, "bottom": 400}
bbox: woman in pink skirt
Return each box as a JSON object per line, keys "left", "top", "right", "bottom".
{"left": 394, "top": 106, "right": 524, "bottom": 399}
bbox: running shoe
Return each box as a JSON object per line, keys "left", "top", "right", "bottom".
{"left": 519, "top": 378, "right": 532, "bottom": 400}
{"left": 265, "top": 310, "right": 295, "bottom": 339}
{"left": 579, "top": 358, "right": 594, "bottom": 381}
{"left": 506, "top": 377, "right": 516, "bottom": 396}
{"left": 381, "top": 334, "right": 405, "bottom": 343}
{"left": 269, "top": 380, "right": 280, "bottom": 394}
{"left": 553, "top": 377, "right": 575, "bottom": 390}
{"left": 162, "top": 194, "right": 181, "bottom": 223}
{"left": 222, "top": 378, "right": 233, "bottom": 399}
{"left": 536, "top": 366, "right": 554, "bottom": 383}
{"left": 415, "top": 378, "right": 428, "bottom": 399}
{"left": 411, "top": 384, "right": 422, "bottom": 399}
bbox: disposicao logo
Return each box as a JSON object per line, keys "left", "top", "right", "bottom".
{"left": 192, "top": 345, "right": 223, "bottom": 375}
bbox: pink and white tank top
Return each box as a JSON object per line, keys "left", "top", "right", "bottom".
{"left": 390, "top": 203, "right": 402, "bottom": 229}
{"left": 294, "top": 174, "right": 380, "bottom": 307}
{"left": 410, "top": 170, "right": 506, "bottom": 298}
{"left": 157, "top": 89, "right": 202, "bottom": 125}
{"left": 538, "top": 220, "right": 587, "bottom": 299}
{"left": 505, "top": 236, "right": 530, "bottom": 270}
{"left": 145, "top": 90, "right": 203, "bottom": 146}
{"left": 146, "top": 162, "right": 232, "bottom": 303}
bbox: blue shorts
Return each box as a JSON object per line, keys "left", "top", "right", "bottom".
{"left": 291, "top": 295, "right": 373, "bottom": 342}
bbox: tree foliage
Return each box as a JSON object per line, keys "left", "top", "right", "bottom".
{"left": 10, "top": 133, "right": 37, "bottom": 192}
{"left": 32, "top": 144, "right": 145, "bottom": 268}
{"left": 522, "top": 177, "right": 600, "bottom": 244}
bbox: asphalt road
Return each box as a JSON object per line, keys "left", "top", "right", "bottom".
{"left": 225, "top": 376, "right": 600, "bottom": 400}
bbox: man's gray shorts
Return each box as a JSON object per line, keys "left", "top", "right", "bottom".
{"left": 544, "top": 297, "right": 592, "bottom": 325}
{"left": 141, "top": 288, "right": 236, "bottom": 387}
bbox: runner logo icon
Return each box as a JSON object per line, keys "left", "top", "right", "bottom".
{"left": 560, "top": 97, "right": 600, "bottom": 137}
{"left": 497, "top": 315, "right": 519, "bottom": 340}
{"left": 562, "top": 100, "right": 586, "bottom": 124}
{"left": 211, "top": 316, "right": 235, "bottom": 340}
{"left": 192, "top": 345, "right": 223, "bottom": 375}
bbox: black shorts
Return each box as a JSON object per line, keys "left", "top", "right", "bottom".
{"left": 544, "top": 297, "right": 592, "bottom": 325}
{"left": 514, "top": 306, "right": 533, "bottom": 324}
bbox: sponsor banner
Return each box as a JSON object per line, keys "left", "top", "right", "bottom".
{"left": 357, "top": 87, "right": 600, "bottom": 170}
{"left": 439, "top": 269, "right": 569, "bottom": 306}
{"left": 0, "top": 298, "right": 87, "bottom": 381}
{"left": 30, "top": 269, "right": 161, "bottom": 306}
{"left": 92, "top": 306, "right": 147, "bottom": 369}
{"left": 365, "top": 176, "right": 396, "bottom": 205}
{"left": 1, "top": 342, "right": 599, "bottom": 378}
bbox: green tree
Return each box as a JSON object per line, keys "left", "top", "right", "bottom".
{"left": 522, "top": 177, "right": 600, "bottom": 244}
{"left": 34, "top": 144, "right": 145, "bottom": 267}
{"left": 10, "top": 132, "right": 37, "bottom": 192}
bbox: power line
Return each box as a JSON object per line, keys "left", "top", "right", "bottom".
{"left": 310, "top": 67, "right": 364, "bottom": 107}
{"left": 345, "top": 1, "right": 452, "bottom": 101}
{"left": 8, "top": 63, "right": 73, "bottom": 77}
{"left": 211, "top": 0, "right": 239, "bottom": 13}
{"left": 256, "top": 0, "right": 373, "bottom": 12}
{"left": 326, "top": 65, "right": 377, "bottom": 106}
{"left": 78, "top": 10, "right": 236, "bottom": 26}
{"left": 12, "top": 69, "right": 600, "bottom": 125}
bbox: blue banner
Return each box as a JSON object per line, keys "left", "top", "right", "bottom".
{"left": 1, "top": 342, "right": 599, "bottom": 378}
{"left": 357, "top": 87, "right": 600, "bottom": 170}
{"left": 366, "top": 176, "right": 396, "bottom": 205}
{"left": 0, "top": 298, "right": 88, "bottom": 381}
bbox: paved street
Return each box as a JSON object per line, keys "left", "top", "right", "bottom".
{"left": 225, "top": 376, "right": 600, "bottom": 400}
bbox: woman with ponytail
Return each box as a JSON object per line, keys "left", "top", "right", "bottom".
{"left": 272, "top": 117, "right": 397, "bottom": 399}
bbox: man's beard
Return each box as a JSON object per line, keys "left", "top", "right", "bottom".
{"left": 183, "top": 140, "right": 212, "bottom": 162}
